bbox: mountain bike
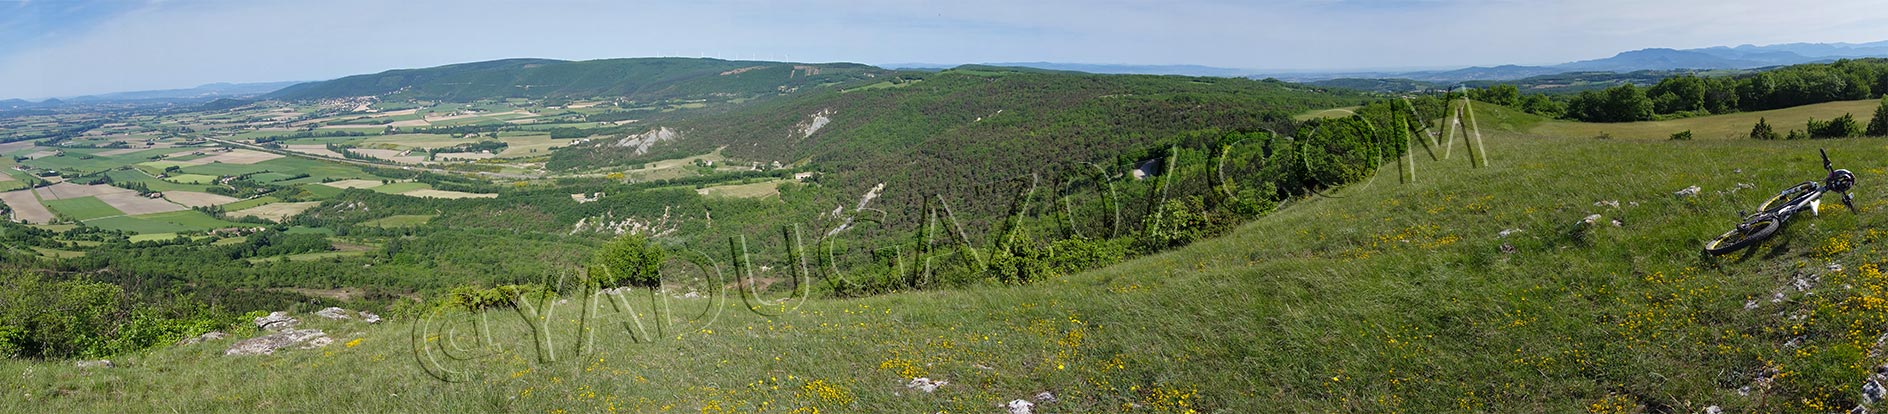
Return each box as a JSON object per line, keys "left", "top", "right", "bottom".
{"left": 1703, "top": 149, "right": 1856, "bottom": 256}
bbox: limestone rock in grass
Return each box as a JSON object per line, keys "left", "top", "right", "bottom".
{"left": 1004, "top": 399, "right": 1034, "bottom": 414}
{"left": 1497, "top": 228, "right": 1523, "bottom": 238}
{"left": 1866, "top": 379, "right": 1885, "bottom": 403}
{"left": 359, "top": 311, "right": 382, "bottom": 324}
{"left": 1704, "top": 406, "right": 1722, "bottom": 414}
{"left": 905, "top": 377, "right": 946, "bottom": 393}
{"left": 177, "top": 331, "right": 228, "bottom": 346}
{"left": 254, "top": 311, "right": 299, "bottom": 332}
{"left": 73, "top": 360, "right": 113, "bottom": 368}
{"left": 1580, "top": 214, "right": 1602, "bottom": 227}
{"left": 224, "top": 329, "right": 331, "bottom": 356}
{"left": 1673, "top": 185, "right": 1702, "bottom": 197}
{"left": 1793, "top": 274, "right": 1818, "bottom": 292}
{"left": 1034, "top": 391, "right": 1057, "bottom": 403}
{"left": 315, "top": 307, "right": 351, "bottom": 320}
{"left": 305, "top": 336, "right": 335, "bottom": 348}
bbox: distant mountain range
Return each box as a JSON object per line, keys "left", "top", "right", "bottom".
{"left": 1, "top": 81, "right": 301, "bottom": 109}
{"left": 891, "top": 40, "right": 1888, "bottom": 84}
{"left": 1270, "top": 40, "right": 1888, "bottom": 83}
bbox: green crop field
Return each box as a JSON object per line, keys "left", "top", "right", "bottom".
{"left": 135, "top": 160, "right": 192, "bottom": 173}
{"left": 44, "top": 197, "right": 123, "bottom": 221}
{"left": 22, "top": 151, "right": 167, "bottom": 174}
{"left": 695, "top": 179, "right": 786, "bottom": 199}
{"left": 105, "top": 169, "right": 215, "bottom": 193}
{"left": 28, "top": 246, "right": 84, "bottom": 259}
{"left": 128, "top": 233, "right": 184, "bottom": 243}
{"left": 217, "top": 196, "right": 280, "bottom": 211}
{"left": 369, "top": 182, "right": 431, "bottom": 194}
{"left": 178, "top": 157, "right": 372, "bottom": 182}
{"left": 245, "top": 172, "right": 299, "bottom": 183}
{"left": 297, "top": 183, "right": 344, "bottom": 198}
{"left": 495, "top": 135, "right": 572, "bottom": 157}
{"left": 85, "top": 210, "right": 245, "bottom": 234}
{"left": 0, "top": 169, "right": 27, "bottom": 192}
{"left": 163, "top": 174, "right": 218, "bottom": 184}
{"left": 361, "top": 214, "right": 435, "bottom": 227}
{"left": 244, "top": 250, "right": 368, "bottom": 264}
{"left": 175, "top": 162, "right": 272, "bottom": 177}
{"left": 1292, "top": 105, "right": 1361, "bottom": 121}
{"left": 362, "top": 134, "right": 462, "bottom": 149}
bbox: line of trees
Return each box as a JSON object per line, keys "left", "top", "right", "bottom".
{"left": 1553, "top": 59, "right": 1888, "bottom": 122}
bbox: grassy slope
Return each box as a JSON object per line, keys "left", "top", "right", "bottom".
{"left": 1532, "top": 98, "right": 1881, "bottom": 140}
{"left": 8, "top": 103, "right": 1888, "bottom": 412}
{"left": 1292, "top": 106, "right": 1362, "bottom": 121}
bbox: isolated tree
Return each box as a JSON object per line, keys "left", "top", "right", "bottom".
{"left": 1750, "top": 117, "right": 1779, "bottom": 140}
{"left": 592, "top": 234, "right": 666, "bottom": 289}
{"left": 1869, "top": 96, "right": 1888, "bottom": 137}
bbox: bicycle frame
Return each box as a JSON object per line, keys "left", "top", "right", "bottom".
{"left": 1742, "top": 184, "right": 1825, "bottom": 229}
{"left": 1704, "top": 149, "right": 1855, "bottom": 256}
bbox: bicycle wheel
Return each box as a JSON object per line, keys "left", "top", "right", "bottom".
{"left": 1757, "top": 182, "right": 1818, "bottom": 212}
{"left": 1703, "top": 218, "right": 1781, "bottom": 256}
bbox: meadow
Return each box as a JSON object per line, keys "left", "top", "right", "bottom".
{"left": 1531, "top": 98, "right": 1882, "bottom": 140}
{"left": 84, "top": 210, "right": 246, "bottom": 234}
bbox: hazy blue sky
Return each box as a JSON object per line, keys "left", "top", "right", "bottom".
{"left": 3, "top": 0, "right": 1887, "bottom": 99}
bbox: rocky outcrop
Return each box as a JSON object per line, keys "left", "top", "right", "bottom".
{"left": 795, "top": 109, "right": 833, "bottom": 139}
{"left": 313, "top": 307, "right": 383, "bottom": 324}
{"left": 614, "top": 127, "right": 679, "bottom": 155}
{"left": 74, "top": 360, "right": 113, "bottom": 368}
{"left": 177, "top": 331, "right": 228, "bottom": 346}
{"left": 254, "top": 311, "right": 300, "bottom": 332}
{"left": 224, "top": 329, "right": 332, "bottom": 356}
{"left": 314, "top": 307, "right": 351, "bottom": 320}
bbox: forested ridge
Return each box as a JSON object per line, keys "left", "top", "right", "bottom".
{"left": 266, "top": 57, "right": 888, "bottom": 102}
{"left": 553, "top": 68, "right": 1366, "bottom": 233}
{"left": 1469, "top": 58, "right": 1888, "bottom": 123}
